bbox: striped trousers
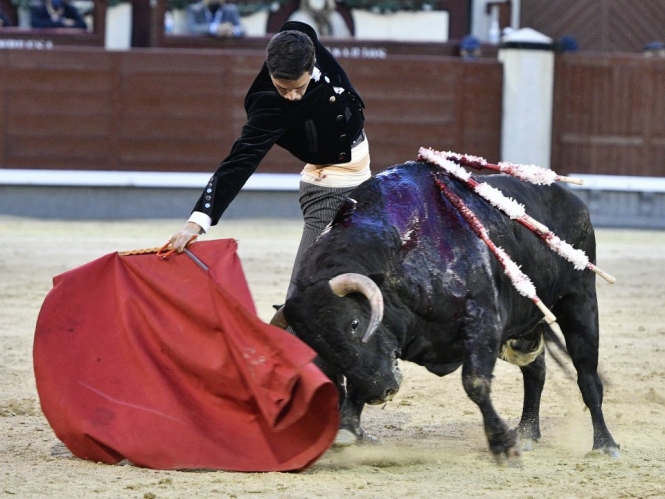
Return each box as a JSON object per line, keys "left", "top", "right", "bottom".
{"left": 286, "top": 181, "right": 357, "bottom": 299}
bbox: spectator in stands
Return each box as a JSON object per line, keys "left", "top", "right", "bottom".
{"left": 642, "top": 41, "right": 665, "bottom": 58}
{"left": 288, "top": 0, "right": 351, "bottom": 38}
{"left": 555, "top": 35, "right": 579, "bottom": 53}
{"left": 459, "top": 35, "right": 481, "bottom": 59}
{"left": 186, "top": 0, "right": 244, "bottom": 38}
{"left": 0, "top": 5, "right": 13, "bottom": 27}
{"left": 31, "top": 0, "right": 87, "bottom": 29}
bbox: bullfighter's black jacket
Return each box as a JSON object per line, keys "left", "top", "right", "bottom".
{"left": 192, "top": 21, "right": 366, "bottom": 225}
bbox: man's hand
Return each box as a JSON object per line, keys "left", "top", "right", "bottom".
{"left": 215, "top": 21, "right": 234, "bottom": 38}
{"left": 169, "top": 222, "right": 203, "bottom": 253}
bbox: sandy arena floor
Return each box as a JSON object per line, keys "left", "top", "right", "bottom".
{"left": 1, "top": 216, "right": 664, "bottom": 498}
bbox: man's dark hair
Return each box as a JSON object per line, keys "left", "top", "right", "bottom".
{"left": 266, "top": 30, "right": 316, "bottom": 80}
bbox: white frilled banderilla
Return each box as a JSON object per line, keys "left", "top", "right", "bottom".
{"left": 418, "top": 147, "right": 616, "bottom": 337}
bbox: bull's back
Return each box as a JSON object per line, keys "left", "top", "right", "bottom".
{"left": 367, "top": 162, "right": 593, "bottom": 249}
{"left": 366, "top": 161, "right": 596, "bottom": 308}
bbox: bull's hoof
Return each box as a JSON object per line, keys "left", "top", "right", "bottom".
{"left": 333, "top": 429, "right": 357, "bottom": 447}
{"left": 333, "top": 428, "right": 381, "bottom": 447}
{"left": 516, "top": 422, "right": 541, "bottom": 445}
{"left": 519, "top": 437, "right": 537, "bottom": 452}
{"left": 357, "top": 428, "right": 380, "bottom": 445}
{"left": 493, "top": 445, "right": 522, "bottom": 468}
{"left": 585, "top": 446, "right": 620, "bottom": 459}
{"left": 489, "top": 428, "right": 522, "bottom": 466}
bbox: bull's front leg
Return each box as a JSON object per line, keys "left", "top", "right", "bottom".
{"left": 461, "top": 301, "right": 520, "bottom": 463}
{"left": 335, "top": 382, "right": 378, "bottom": 446}
{"left": 314, "top": 357, "right": 374, "bottom": 447}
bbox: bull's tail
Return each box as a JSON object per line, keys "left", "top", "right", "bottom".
{"left": 543, "top": 329, "right": 610, "bottom": 387}
{"left": 543, "top": 328, "right": 575, "bottom": 379}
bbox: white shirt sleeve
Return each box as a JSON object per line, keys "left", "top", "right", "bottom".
{"left": 187, "top": 211, "right": 212, "bottom": 234}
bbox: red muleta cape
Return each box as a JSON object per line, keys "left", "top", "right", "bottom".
{"left": 33, "top": 239, "right": 339, "bottom": 472}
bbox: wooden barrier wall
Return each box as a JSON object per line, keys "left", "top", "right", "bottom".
{"left": 552, "top": 53, "right": 665, "bottom": 177}
{"left": 0, "top": 47, "right": 502, "bottom": 174}
{"left": 522, "top": 0, "right": 665, "bottom": 53}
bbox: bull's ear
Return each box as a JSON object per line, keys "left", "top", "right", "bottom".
{"left": 330, "top": 197, "right": 357, "bottom": 226}
{"left": 368, "top": 273, "right": 385, "bottom": 287}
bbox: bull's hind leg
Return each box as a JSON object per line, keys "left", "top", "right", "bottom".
{"left": 553, "top": 290, "right": 619, "bottom": 457}
{"left": 500, "top": 325, "right": 547, "bottom": 449}
{"left": 516, "top": 349, "right": 546, "bottom": 450}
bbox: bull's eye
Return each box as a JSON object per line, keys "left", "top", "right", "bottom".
{"left": 350, "top": 319, "right": 360, "bottom": 334}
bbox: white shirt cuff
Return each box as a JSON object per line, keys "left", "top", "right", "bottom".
{"left": 188, "top": 211, "right": 212, "bottom": 234}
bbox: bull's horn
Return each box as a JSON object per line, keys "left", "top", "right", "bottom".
{"left": 328, "top": 273, "right": 384, "bottom": 343}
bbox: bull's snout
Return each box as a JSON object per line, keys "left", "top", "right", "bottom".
{"left": 366, "top": 354, "right": 402, "bottom": 404}
{"left": 383, "top": 386, "right": 399, "bottom": 401}
{"left": 367, "top": 386, "right": 399, "bottom": 405}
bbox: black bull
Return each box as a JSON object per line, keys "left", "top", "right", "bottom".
{"left": 283, "top": 160, "right": 619, "bottom": 460}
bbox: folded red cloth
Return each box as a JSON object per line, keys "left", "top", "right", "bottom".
{"left": 34, "top": 239, "right": 338, "bottom": 472}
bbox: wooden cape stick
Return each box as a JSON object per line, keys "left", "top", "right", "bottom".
{"left": 118, "top": 247, "right": 161, "bottom": 256}
{"left": 418, "top": 148, "right": 616, "bottom": 285}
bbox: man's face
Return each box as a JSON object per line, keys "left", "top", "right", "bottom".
{"left": 270, "top": 71, "right": 312, "bottom": 101}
